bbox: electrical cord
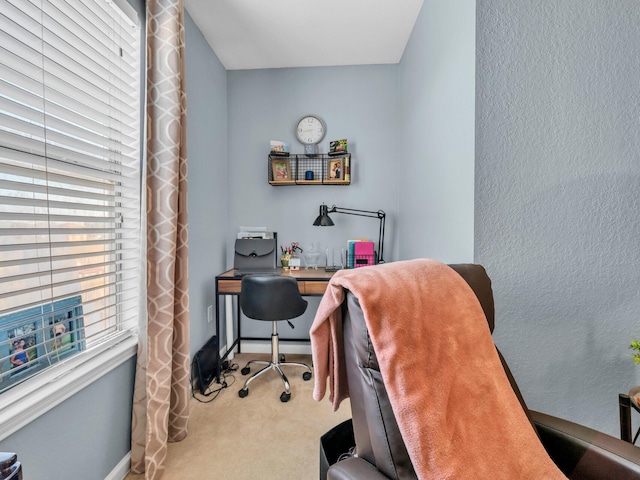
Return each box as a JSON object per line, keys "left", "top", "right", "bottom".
{"left": 337, "top": 447, "right": 357, "bottom": 462}
{"left": 191, "top": 358, "right": 239, "bottom": 403}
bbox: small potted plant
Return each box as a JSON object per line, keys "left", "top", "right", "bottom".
{"left": 631, "top": 338, "right": 640, "bottom": 364}
{"left": 627, "top": 338, "right": 640, "bottom": 412}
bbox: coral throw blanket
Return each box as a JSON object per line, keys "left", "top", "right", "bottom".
{"left": 310, "top": 259, "right": 566, "bottom": 479}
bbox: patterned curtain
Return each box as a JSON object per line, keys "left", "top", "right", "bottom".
{"left": 130, "top": 1, "right": 190, "bottom": 478}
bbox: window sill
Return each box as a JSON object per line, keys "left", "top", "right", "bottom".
{"left": 0, "top": 332, "right": 138, "bottom": 441}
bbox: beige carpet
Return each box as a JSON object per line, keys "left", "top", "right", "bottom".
{"left": 125, "top": 353, "right": 351, "bottom": 480}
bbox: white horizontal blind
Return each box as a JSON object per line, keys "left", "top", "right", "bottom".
{"left": 0, "top": 0, "right": 141, "bottom": 393}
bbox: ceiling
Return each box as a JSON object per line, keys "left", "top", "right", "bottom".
{"left": 183, "top": 0, "right": 424, "bottom": 70}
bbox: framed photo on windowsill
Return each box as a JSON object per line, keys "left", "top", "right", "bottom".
{"left": 0, "top": 296, "right": 85, "bottom": 389}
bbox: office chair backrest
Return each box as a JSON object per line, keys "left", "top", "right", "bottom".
{"left": 342, "top": 263, "right": 530, "bottom": 480}
{"left": 240, "top": 275, "right": 308, "bottom": 321}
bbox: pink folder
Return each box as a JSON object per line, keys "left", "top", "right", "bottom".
{"left": 353, "top": 241, "right": 375, "bottom": 268}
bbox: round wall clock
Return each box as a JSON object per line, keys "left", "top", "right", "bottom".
{"left": 296, "top": 115, "right": 325, "bottom": 154}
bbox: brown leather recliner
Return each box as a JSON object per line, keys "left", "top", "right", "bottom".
{"left": 0, "top": 452, "right": 22, "bottom": 480}
{"left": 323, "top": 264, "right": 640, "bottom": 480}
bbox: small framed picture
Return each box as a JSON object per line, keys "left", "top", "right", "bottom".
{"left": 269, "top": 140, "right": 289, "bottom": 155}
{"left": 271, "top": 158, "right": 291, "bottom": 181}
{"left": 327, "top": 158, "right": 344, "bottom": 181}
{"left": 329, "top": 139, "right": 347, "bottom": 154}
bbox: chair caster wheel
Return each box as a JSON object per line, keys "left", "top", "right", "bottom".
{"left": 241, "top": 366, "right": 250, "bottom": 375}
{"left": 280, "top": 392, "right": 291, "bottom": 403}
{"left": 279, "top": 354, "right": 286, "bottom": 362}
{"left": 238, "top": 388, "right": 249, "bottom": 398}
{"left": 303, "top": 371, "right": 312, "bottom": 381}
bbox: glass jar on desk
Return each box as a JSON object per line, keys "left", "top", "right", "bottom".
{"left": 305, "top": 242, "right": 322, "bottom": 269}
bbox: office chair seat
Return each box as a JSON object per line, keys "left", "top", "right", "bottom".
{"left": 238, "top": 275, "right": 312, "bottom": 402}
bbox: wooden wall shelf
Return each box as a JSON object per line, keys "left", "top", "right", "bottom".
{"left": 268, "top": 153, "right": 351, "bottom": 186}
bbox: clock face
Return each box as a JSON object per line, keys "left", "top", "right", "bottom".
{"left": 296, "top": 115, "right": 325, "bottom": 145}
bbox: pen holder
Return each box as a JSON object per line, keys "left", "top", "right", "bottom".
{"left": 281, "top": 254, "right": 290, "bottom": 269}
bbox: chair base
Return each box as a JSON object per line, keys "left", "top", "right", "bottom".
{"left": 238, "top": 329, "right": 312, "bottom": 401}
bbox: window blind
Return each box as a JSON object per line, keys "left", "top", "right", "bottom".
{"left": 0, "top": 0, "right": 141, "bottom": 393}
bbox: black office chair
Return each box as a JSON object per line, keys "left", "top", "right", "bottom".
{"left": 237, "top": 275, "right": 312, "bottom": 402}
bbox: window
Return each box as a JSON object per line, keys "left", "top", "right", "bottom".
{"left": 0, "top": 0, "right": 141, "bottom": 414}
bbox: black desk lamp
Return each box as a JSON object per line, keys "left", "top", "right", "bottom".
{"left": 313, "top": 204, "right": 386, "bottom": 264}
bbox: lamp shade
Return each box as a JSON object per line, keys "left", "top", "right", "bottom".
{"left": 313, "top": 204, "right": 334, "bottom": 226}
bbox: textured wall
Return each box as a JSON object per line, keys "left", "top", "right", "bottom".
{"left": 476, "top": 0, "right": 640, "bottom": 434}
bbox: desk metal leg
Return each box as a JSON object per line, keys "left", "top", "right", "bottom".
{"left": 237, "top": 300, "right": 242, "bottom": 353}
{"left": 225, "top": 296, "right": 234, "bottom": 360}
{"left": 620, "top": 393, "right": 632, "bottom": 443}
{"left": 215, "top": 292, "right": 245, "bottom": 383}
{"left": 214, "top": 287, "right": 222, "bottom": 384}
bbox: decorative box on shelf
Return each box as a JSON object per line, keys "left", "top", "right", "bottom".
{"left": 268, "top": 153, "right": 351, "bottom": 186}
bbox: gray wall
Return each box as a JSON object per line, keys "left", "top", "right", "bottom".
{"left": 226, "top": 65, "right": 399, "bottom": 338}
{"left": 226, "top": 66, "right": 399, "bottom": 262}
{"left": 476, "top": 0, "right": 640, "bottom": 435}
{"left": 184, "top": 11, "right": 229, "bottom": 356}
{"left": 0, "top": 361, "right": 136, "bottom": 480}
{"left": 398, "top": 0, "right": 476, "bottom": 263}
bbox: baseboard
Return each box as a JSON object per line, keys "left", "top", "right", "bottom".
{"left": 105, "top": 452, "right": 131, "bottom": 480}
{"left": 239, "top": 340, "right": 311, "bottom": 355}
